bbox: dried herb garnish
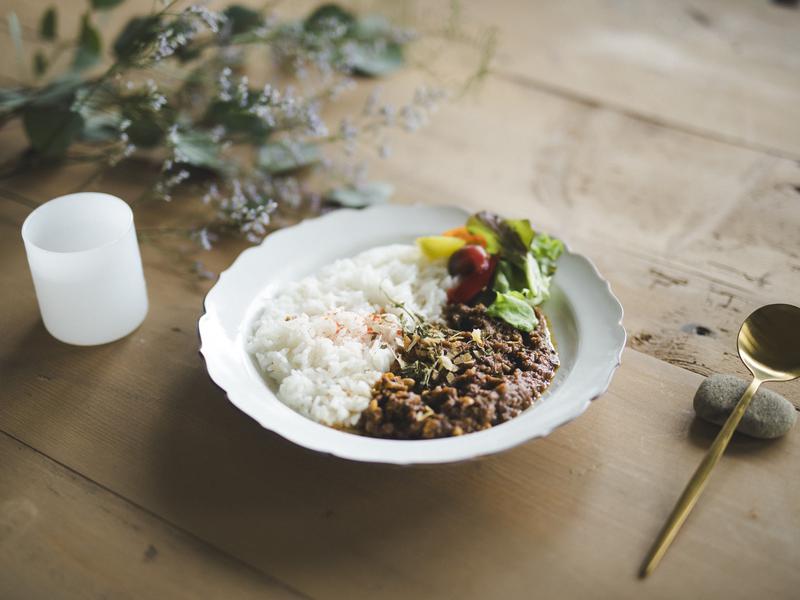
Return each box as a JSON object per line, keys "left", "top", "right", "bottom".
{"left": 381, "top": 288, "right": 487, "bottom": 391}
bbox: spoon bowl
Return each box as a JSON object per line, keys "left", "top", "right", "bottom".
{"left": 738, "top": 303, "right": 800, "bottom": 382}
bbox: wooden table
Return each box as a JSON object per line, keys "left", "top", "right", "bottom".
{"left": 1, "top": 1, "right": 798, "bottom": 598}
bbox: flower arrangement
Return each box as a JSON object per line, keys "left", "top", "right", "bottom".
{"left": 0, "top": 1, "right": 493, "bottom": 250}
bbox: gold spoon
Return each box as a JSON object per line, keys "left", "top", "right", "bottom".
{"left": 641, "top": 303, "right": 800, "bottom": 577}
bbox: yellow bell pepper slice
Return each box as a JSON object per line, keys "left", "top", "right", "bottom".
{"left": 416, "top": 235, "right": 466, "bottom": 259}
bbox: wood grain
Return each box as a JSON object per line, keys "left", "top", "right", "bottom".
{"left": 0, "top": 433, "right": 305, "bottom": 599}
{"left": 1, "top": 195, "right": 798, "bottom": 599}
{"left": 0, "top": 0, "right": 798, "bottom": 597}
{"left": 3, "top": 69, "right": 799, "bottom": 397}
{"left": 1, "top": 309, "right": 798, "bottom": 598}
{"left": 464, "top": 0, "right": 800, "bottom": 158}
{"left": 4, "top": 0, "right": 800, "bottom": 156}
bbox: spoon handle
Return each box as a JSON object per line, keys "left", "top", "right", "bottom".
{"left": 640, "top": 377, "right": 762, "bottom": 577}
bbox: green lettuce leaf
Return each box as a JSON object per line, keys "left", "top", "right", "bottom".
{"left": 465, "top": 212, "right": 500, "bottom": 254}
{"left": 505, "top": 218, "right": 534, "bottom": 248}
{"left": 530, "top": 232, "right": 563, "bottom": 277}
{"left": 520, "top": 253, "right": 550, "bottom": 305}
{"left": 486, "top": 291, "right": 539, "bottom": 332}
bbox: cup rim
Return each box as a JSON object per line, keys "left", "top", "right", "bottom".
{"left": 21, "top": 192, "right": 135, "bottom": 255}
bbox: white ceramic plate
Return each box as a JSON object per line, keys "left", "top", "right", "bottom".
{"left": 199, "top": 204, "right": 625, "bottom": 464}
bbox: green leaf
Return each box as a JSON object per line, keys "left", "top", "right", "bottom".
{"left": 493, "top": 259, "right": 524, "bottom": 294}
{"left": 113, "top": 16, "right": 160, "bottom": 62}
{"left": 493, "top": 265, "right": 510, "bottom": 294}
{"left": 491, "top": 244, "right": 551, "bottom": 307}
{"left": 258, "top": 142, "right": 320, "bottom": 174}
{"left": 80, "top": 110, "right": 121, "bottom": 142}
{"left": 467, "top": 211, "right": 535, "bottom": 268}
{"left": 72, "top": 14, "right": 101, "bottom": 70}
{"left": 205, "top": 99, "right": 270, "bottom": 141}
{"left": 0, "top": 88, "right": 29, "bottom": 113}
{"left": 304, "top": 4, "right": 355, "bottom": 34}
{"left": 223, "top": 5, "right": 262, "bottom": 35}
{"left": 23, "top": 104, "right": 84, "bottom": 158}
{"left": 505, "top": 218, "right": 534, "bottom": 248}
{"left": 227, "top": 30, "right": 269, "bottom": 44}
{"left": 172, "top": 129, "right": 225, "bottom": 172}
{"left": 7, "top": 12, "right": 23, "bottom": 64}
{"left": 33, "top": 51, "right": 48, "bottom": 77}
{"left": 349, "top": 41, "right": 403, "bottom": 77}
{"left": 124, "top": 115, "right": 163, "bottom": 148}
{"left": 39, "top": 7, "right": 57, "bottom": 41}
{"left": 91, "top": 0, "right": 125, "bottom": 9}
{"left": 492, "top": 257, "right": 551, "bottom": 306}
{"left": 530, "top": 233, "right": 564, "bottom": 277}
{"left": 486, "top": 291, "right": 539, "bottom": 332}
{"left": 340, "top": 13, "right": 407, "bottom": 77}
{"left": 473, "top": 211, "right": 563, "bottom": 311}
{"left": 30, "top": 74, "right": 82, "bottom": 105}
{"left": 354, "top": 14, "right": 392, "bottom": 38}
{"left": 466, "top": 213, "right": 500, "bottom": 254}
{"left": 520, "top": 254, "right": 550, "bottom": 305}
{"left": 174, "top": 45, "right": 203, "bottom": 63}
{"left": 327, "top": 181, "right": 393, "bottom": 207}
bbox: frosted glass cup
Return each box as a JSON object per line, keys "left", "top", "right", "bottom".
{"left": 21, "top": 193, "right": 148, "bottom": 345}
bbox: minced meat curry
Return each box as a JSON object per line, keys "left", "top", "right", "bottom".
{"left": 357, "top": 303, "right": 559, "bottom": 439}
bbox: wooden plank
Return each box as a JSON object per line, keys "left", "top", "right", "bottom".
{"left": 0, "top": 433, "right": 306, "bottom": 599}
{"left": 457, "top": 0, "right": 800, "bottom": 158}
{"left": 2, "top": 64, "right": 799, "bottom": 397}
{"left": 4, "top": 0, "right": 800, "bottom": 159}
{"left": 0, "top": 188, "right": 798, "bottom": 598}
{"left": 0, "top": 0, "right": 307, "bottom": 85}
{"left": 0, "top": 2, "right": 798, "bottom": 596}
{"left": 0, "top": 307, "right": 797, "bottom": 599}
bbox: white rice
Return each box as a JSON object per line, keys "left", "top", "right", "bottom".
{"left": 247, "top": 244, "right": 452, "bottom": 427}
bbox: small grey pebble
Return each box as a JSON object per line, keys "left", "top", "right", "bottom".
{"left": 694, "top": 374, "right": 797, "bottom": 439}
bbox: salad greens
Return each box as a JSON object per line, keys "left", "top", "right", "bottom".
{"left": 486, "top": 291, "right": 537, "bottom": 331}
{"left": 466, "top": 211, "right": 564, "bottom": 332}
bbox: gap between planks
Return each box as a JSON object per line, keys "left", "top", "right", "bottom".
{"left": 0, "top": 428, "right": 314, "bottom": 600}
{"left": 491, "top": 69, "right": 800, "bottom": 163}
{"left": 0, "top": 28, "right": 797, "bottom": 167}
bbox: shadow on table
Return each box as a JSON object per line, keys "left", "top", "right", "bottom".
{"left": 686, "top": 417, "right": 790, "bottom": 458}
{"left": 147, "top": 366, "right": 598, "bottom": 582}
{"left": 0, "top": 318, "right": 135, "bottom": 438}
{"left": 0, "top": 314, "right": 602, "bottom": 594}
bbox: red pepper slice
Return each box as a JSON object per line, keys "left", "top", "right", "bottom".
{"left": 447, "top": 256, "right": 497, "bottom": 304}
